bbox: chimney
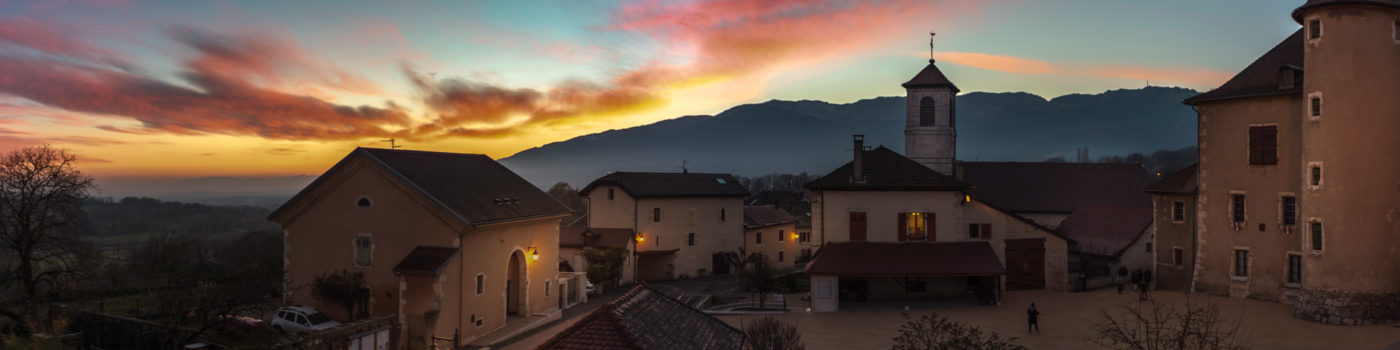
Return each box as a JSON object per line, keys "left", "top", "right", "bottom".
{"left": 853, "top": 135, "right": 865, "bottom": 183}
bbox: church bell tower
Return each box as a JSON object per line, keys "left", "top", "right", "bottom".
{"left": 902, "top": 37, "right": 959, "bottom": 175}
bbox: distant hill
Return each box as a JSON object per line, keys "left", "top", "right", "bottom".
{"left": 501, "top": 86, "right": 1201, "bottom": 188}
{"left": 84, "top": 197, "right": 278, "bottom": 244}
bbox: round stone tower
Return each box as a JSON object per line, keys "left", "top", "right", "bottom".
{"left": 902, "top": 59, "right": 959, "bottom": 175}
{"left": 1292, "top": 0, "right": 1400, "bottom": 325}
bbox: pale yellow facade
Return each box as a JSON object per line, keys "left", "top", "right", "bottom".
{"left": 743, "top": 222, "right": 799, "bottom": 266}
{"left": 585, "top": 184, "right": 744, "bottom": 279}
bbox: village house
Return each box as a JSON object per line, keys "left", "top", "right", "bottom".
{"left": 1054, "top": 206, "right": 1154, "bottom": 290}
{"left": 558, "top": 227, "right": 635, "bottom": 292}
{"left": 1173, "top": 0, "right": 1400, "bottom": 325}
{"left": 746, "top": 190, "right": 817, "bottom": 261}
{"left": 579, "top": 172, "right": 749, "bottom": 280}
{"left": 742, "top": 205, "right": 799, "bottom": 266}
{"left": 1146, "top": 165, "right": 1197, "bottom": 292}
{"left": 269, "top": 148, "right": 575, "bottom": 349}
{"left": 535, "top": 283, "right": 744, "bottom": 350}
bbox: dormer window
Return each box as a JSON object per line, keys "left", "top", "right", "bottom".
{"left": 1278, "top": 68, "right": 1295, "bottom": 89}
{"left": 1309, "top": 19, "right": 1321, "bottom": 39}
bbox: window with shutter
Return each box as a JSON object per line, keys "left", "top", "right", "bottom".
{"left": 1248, "top": 125, "right": 1277, "bottom": 166}
{"left": 849, "top": 212, "right": 867, "bottom": 241}
{"left": 1282, "top": 196, "right": 1297, "bottom": 226}
{"left": 919, "top": 97, "right": 936, "bottom": 126}
{"left": 355, "top": 236, "right": 372, "bottom": 267}
{"left": 980, "top": 223, "right": 991, "bottom": 240}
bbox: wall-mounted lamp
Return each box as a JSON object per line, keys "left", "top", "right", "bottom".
{"left": 635, "top": 233, "right": 645, "bottom": 243}
{"left": 530, "top": 246, "right": 539, "bottom": 261}
{"left": 964, "top": 194, "right": 971, "bottom": 203}
{"left": 791, "top": 232, "right": 799, "bottom": 240}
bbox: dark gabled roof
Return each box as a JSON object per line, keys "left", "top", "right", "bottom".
{"left": 1184, "top": 30, "right": 1303, "bottom": 105}
{"left": 580, "top": 172, "right": 749, "bottom": 198}
{"left": 392, "top": 246, "right": 460, "bottom": 275}
{"left": 270, "top": 148, "right": 572, "bottom": 227}
{"left": 1293, "top": 0, "right": 1400, "bottom": 22}
{"left": 743, "top": 205, "right": 796, "bottom": 228}
{"left": 805, "top": 241, "right": 1004, "bottom": 276}
{"left": 969, "top": 197, "right": 1076, "bottom": 244}
{"left": 536, "top": 283, "right": 744, "bottom": 350}
{"left": 806, "top": 146, "right": 968, "bottom": 191}
{"left": 960, "top": 162, "right": 1155, "bottom": 213}
{"left": 560, "top": 227, "right": 634, "bottom": 249}
{"left": 902, "top": 59, "right": 960, "bottom": 92}
{"left": 1146, "top": 164, "right": 1198, "bottom": 195}
{"left": 1056, "top": 206, "right": 1153, "bottom": 258}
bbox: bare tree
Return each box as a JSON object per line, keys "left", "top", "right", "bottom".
{"left": 744, "top": 253, "right": 777, "bottom": 309}
{"left": 129, "top": 234, "right": 279, "bottom": 347}
{"left": 1088, "top": 298, "right": 1250, "bottom": 350}
{"left": 742, "top": 315, "right": 804, "bottom": 350}
{"left": 0, "top": 145, "right": 96, "bottom": 329}
{"left": 311, "top": 270, "right": 369, "bottom": 322}
{"left": 891, "top": 312, "right": 1026, "bottom": 350}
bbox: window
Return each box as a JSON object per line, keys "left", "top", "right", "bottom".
{"left": 967, "top": 223, "right": 990, "bottom": 240}
{"left": 475, "top": 274, "right": 485, "bottom": 295}
{"left": 1172, "top": 201, "right": 1185, "bottom": 222}
{"left": 545, "top": 281, "right": 551, "bottom": 296}
{"left": 1310, "top": 96, "right": 1322, "bottom": 118}
{"left": 1248, "top": 125, "right": 1278, "bottom": 166}
{"left": 1279, "top": 69, "right": 1295, "bottom": 89}
{"left": 778, "top": 251, "right": 784, "bottom": 262}
{"left": 849, "top": 212, "right": 867, "bottom": 241}
{"left": 1146, "top": 241, "right": 1153, "bottom": 253}
{"left": 1310, "top": 164, "right": 1323, "bottom": 188}
{"left": 720, "top": 208, "right": 726, "bottom": 221}
{"left": 756, "top": 232, "right": 763, "bottom": 245}
{"left": 919, "top": 96, "right": 936, "bottom": 126}
{"left": 652, "top": 208, "right": 662, "bottom": 222}
{"left": 1281, "top": 196, "right": 1297, "bottom": 226}
{"left": 1287, "top": 254, "right": 1302, "bottom": 284}
{"left": 608, "top": 188, "right": 614, "bottom": 200}
{"left": 1233, "top": 249, "right": 1250, "bottom": 277}
{"left": 354, "top": 235, "right": 372, "bottom": 267}
{"left": 778, "top": 229, "right": 785, "bottom": 241}
{"left": 1231, "top": 194, "right": 1246, "bottom": 226}
{"left": 900, "top": 212, "right": 930, "bottom": 241}
{"left": 1309, "top": 19, "right": 1321, "bottom": 39}
{"left": 1173, "top": 247, "right": 1184, "bottom": 266}
{"left": 688, "top": 233, "right": 695, "bottom": 246}
{"left": 356, "top": 197, "right": 372, "bottom": 207}
{"left": 799, "top": 232, "right": 810, "bottom": 243}
{"left": 1310, "top": 220, "right": 1324, "bottom": 251}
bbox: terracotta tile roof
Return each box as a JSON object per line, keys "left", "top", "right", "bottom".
{"left": 743, "top": 205, "right": 796, "bottom": 229}
{"left": 560, "top": 227, "right": 634, "bottom": 249}
{"left": 901, "top": 59, "right": 960, "bottom": 92}
{"left": 392, "top": 246, "right": 459, "bottom": 275}
{"left": 580, "top": 172, "right": 750, "bottom": 198}
{"left": 536, "top": 283, "right": 744, "bottom": 350}
{"left": 270, "top": 148, "right": 572, "bottom": 226}
{"left": 806, "top": 146, "right": 968, "bottom": 191}
{"left": 1184, "top": 30, "right": 1302, "bottom": 105}
{"left": 960, "top": 162, "right": 1155, "bottom": 213}
{"left": 1293, "top": 0, "right": 1400, "bottom": 21}
{"left": 1055, "top": 206, "right": 1153, "bottom": 257}
{"left": 805, "top": 241, "right": 1004, "bottom": 276}
{"left": 1146, "top": 164, "right": 1197, "bottom": 194}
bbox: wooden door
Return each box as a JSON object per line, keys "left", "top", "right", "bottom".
{"left": 1005, "top": 238, "right": 1046, "bottom": 290}
{"left": 849, "top": 212, "right": 867, "bottom": 241}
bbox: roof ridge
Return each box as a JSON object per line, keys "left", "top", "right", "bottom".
{"left": 358, "top": 149, "right": 475, "bottom": 226}
{"left": 357, "top": 146, "right": 489, "bottom": 158}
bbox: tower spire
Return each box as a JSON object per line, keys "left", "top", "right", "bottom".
{"left": 928, "top": 32, "right": 936, "bottom": 61}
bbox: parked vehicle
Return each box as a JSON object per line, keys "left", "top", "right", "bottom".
{"left": 585, "top": 280, "right": 599, "bottom": 295}
{"left": 271, "top": 306, "right": 341, "bottom": 334}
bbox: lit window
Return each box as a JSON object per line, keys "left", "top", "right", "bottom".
{"left": 904, "top": 212, "right": 928, "bottom": 241}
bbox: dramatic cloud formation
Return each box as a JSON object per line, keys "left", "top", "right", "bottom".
{"left": 926, "top": 51, "right": 1232, "bottom": 87}
{"left": 934, "top": 52, "right": 1058, "bottom": 75}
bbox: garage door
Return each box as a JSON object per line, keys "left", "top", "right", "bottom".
{"left": 1005, "top": 238, "right": 1045, "bottom": 290}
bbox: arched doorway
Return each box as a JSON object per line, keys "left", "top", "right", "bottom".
{"left": 507, "top": 250, "right": 526, "bottom": 316}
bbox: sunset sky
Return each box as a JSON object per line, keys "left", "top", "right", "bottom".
{"left": 1, "top": 0, "right": 1302, "bottom": 188}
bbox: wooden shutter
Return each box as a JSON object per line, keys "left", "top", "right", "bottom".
{"left": 1249, "top": 126, "right": 1278, "bottom": 165}
{"left": 897, "top": 213, "right": 908, "bottom": 242}
{"left": 928, "top": 213, "right": 937, "bottom": 241}
{"left": 980, "top": 223, "right": 991, "bottom": 240}
{"left": 849, "top": 212, "right": 867, "bottom": 241}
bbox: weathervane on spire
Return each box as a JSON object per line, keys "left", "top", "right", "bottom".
{"left": 928, "top": 32, "right": 937, "bottom": 61}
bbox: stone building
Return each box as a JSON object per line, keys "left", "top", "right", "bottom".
{"left": 269, "top": 148, "right": 572, "bottom": 348}
{"left": 1145, "top": 165, "right": 1198, "bottom": 292}
{"left": 1179, "top": 0, "right": 1400, "bottom": 325}
{"left": 742, "top": 205, "right": 799, "bottom": 266}
{"left": 579, "top": 172, "right": 748, "bottom": 280}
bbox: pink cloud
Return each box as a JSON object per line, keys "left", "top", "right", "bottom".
{"left": 1082, "top": 65, "right": 1233, "bottom": 88}
{"left": 932, "top": 51, "right": 1058, "bottom": 75}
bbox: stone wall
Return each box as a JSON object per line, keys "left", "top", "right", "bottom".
{"left": 1293, "top": 289, "right": 1400, "bottom": 325}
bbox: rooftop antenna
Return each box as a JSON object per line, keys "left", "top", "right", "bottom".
{"left": 928, "top": 32, "right": 936, "bottom": 60}
{"left": 381, "top": 138, "right": 402, "bottom": 149}
{"left": 680, "top": 160, "right": 690, "bottom": 174}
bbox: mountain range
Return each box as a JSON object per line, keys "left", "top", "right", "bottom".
{"left": 500, "top": 86, "right": 1201, "bottom": 188}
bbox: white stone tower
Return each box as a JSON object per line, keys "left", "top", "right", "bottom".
{"left": 902, "top": 58, "right": 959, "bottom": 175}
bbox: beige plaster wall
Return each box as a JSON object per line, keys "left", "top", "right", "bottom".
{"left": 744, "top": 222, "right": 800, "bottom": 266}
{"left": 1153, "top": 193, "right": 1196, "bottom": 291}
{"left": 632, "top": 196, "right": 744, "bottom": 277}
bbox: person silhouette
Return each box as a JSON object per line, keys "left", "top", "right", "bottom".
{"left": 1027, "top": 302, "right": 1040, "bottom": 334}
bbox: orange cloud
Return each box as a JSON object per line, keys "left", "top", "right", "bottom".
{"left": 932, "top": 51, "right": 1058, "bottom": 75}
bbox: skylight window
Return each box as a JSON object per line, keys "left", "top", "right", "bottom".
{"left": 715, "top": 178, "right": 727, "bottom": 184}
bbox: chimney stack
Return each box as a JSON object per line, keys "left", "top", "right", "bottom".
{"left": 853, "top": 135, "right": 865, "bottom": 183}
